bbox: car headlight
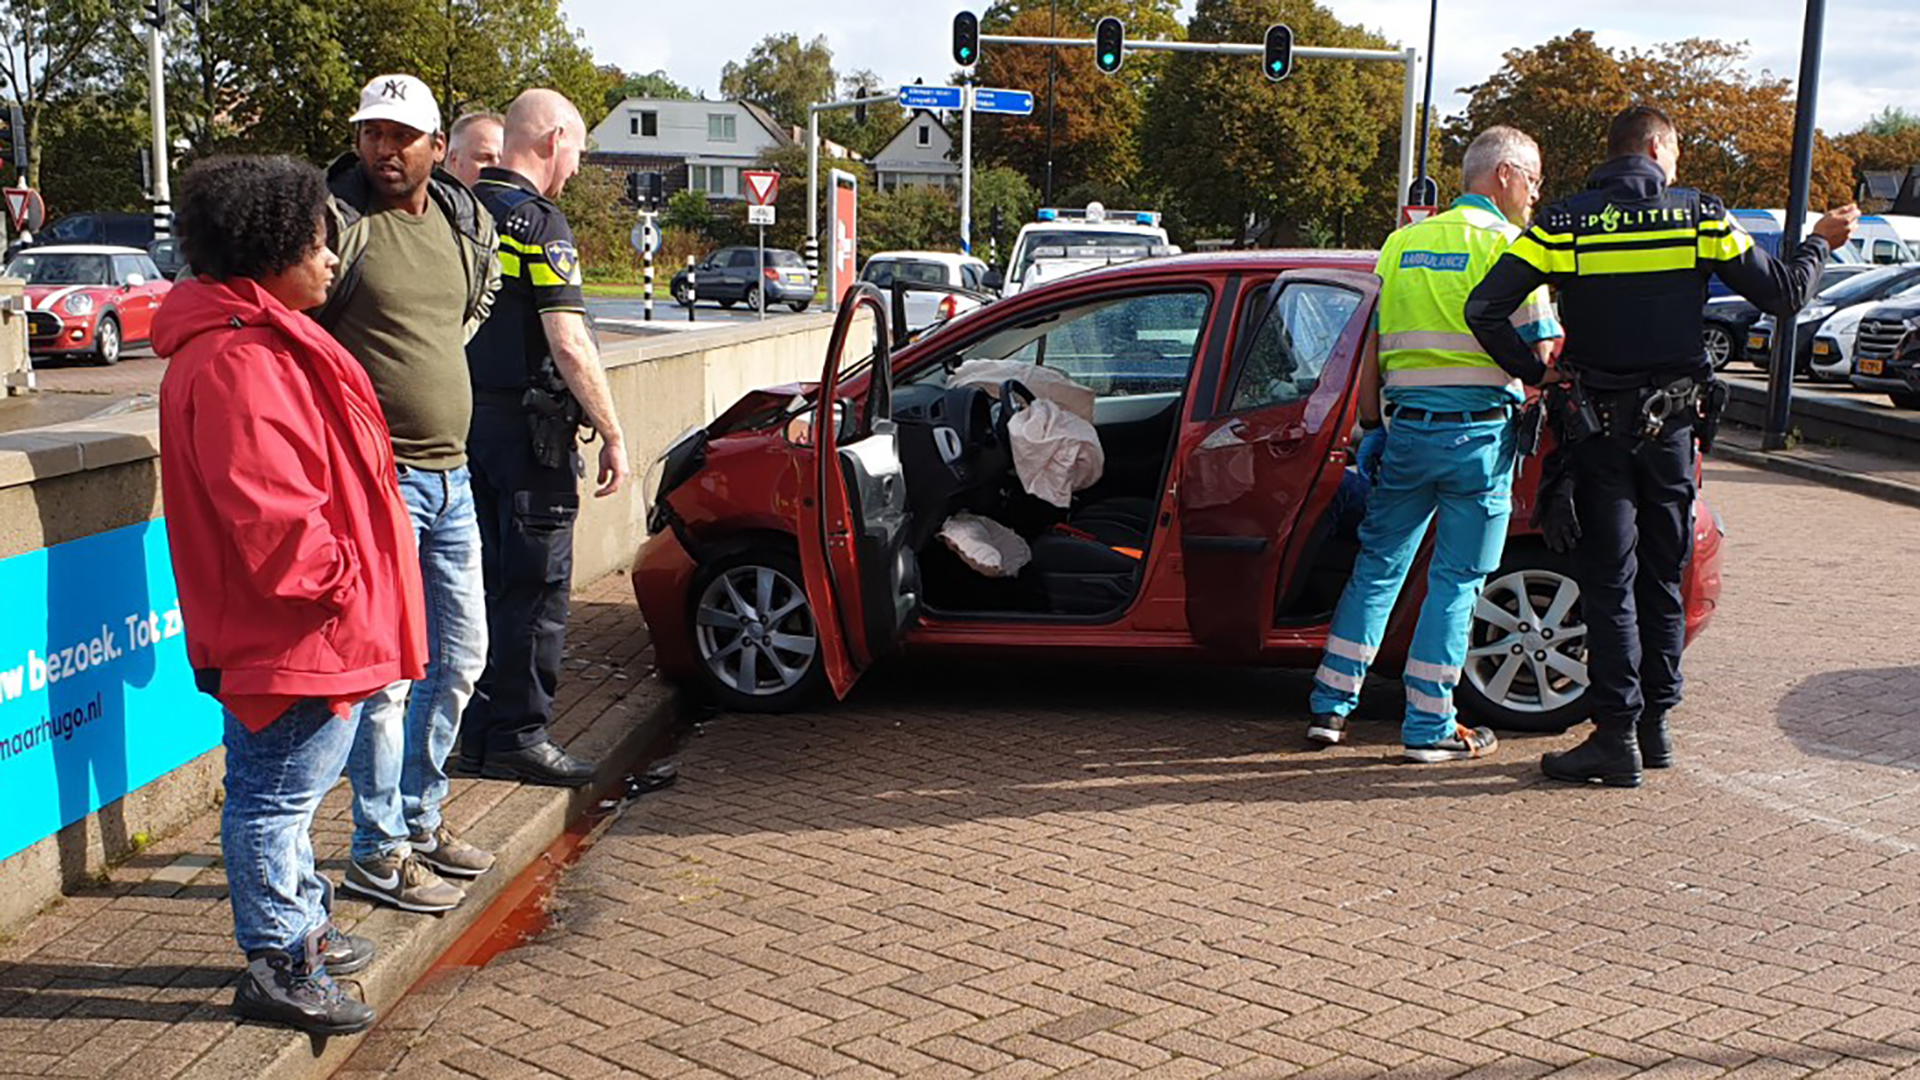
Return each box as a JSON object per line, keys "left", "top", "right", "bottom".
{"left": 62, "top": 293, "right": 94, "bottom": 316}
{"left": 1800, "top": 304, "right": 1834, "bottom": 321}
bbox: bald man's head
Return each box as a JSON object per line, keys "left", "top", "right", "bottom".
{"left": 500, "top": 88, "right": 587, "bottom": 198}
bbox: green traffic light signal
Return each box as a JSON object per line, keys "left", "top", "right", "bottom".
{"left": 1094, "top": 17, "right": 1124, "bottom": 75}
{"left": 953, "top": 11, "right": 979, "bottom": 67}
{"left": 1264, "top": 23, "right": 1293, "bottom": 83}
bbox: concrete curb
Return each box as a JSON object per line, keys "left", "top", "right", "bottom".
{"left": 178, "top": 677, "right": 685, "bottom": 1080}
{"left": 1712, "top": 444, "right": 1920, "bottom": 511}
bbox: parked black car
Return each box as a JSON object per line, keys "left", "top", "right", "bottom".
{"left": 1701, "top": 262, "right": 1872, "bottom": 370}
{"left": 671, "top": 246, "right": 815, "bottom": 313}
{"left": 1849, "top": 295, "right": 1920, "bottom": 408}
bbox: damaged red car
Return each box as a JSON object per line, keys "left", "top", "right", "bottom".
{"left": 632, "top": 251, "right": 1723, "bottom": 730}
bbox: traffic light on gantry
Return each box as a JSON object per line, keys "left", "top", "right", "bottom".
{"left": 854, "top": 85, "right": 868, "bottom": 126}
{"left": 1094, "top": 17, "right": 1124, "bottom": 75}
{"left": 952, "top": 11, "right": 979, "bottom": 67}
{"left": 1264, "top": 24, "right": 1293, "bottom": 82}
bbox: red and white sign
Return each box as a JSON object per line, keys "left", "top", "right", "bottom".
{"left": 5, "top": 188, "right": 37, "bottom": 232}
{"left": 1399, "top": 204, "right": 1438, "bottom": 227}
{"left": 743, "top": 170, "right": 780, "bottom": 207}
{"left": 829, "top": 171, "right": 858, "bottom": 306}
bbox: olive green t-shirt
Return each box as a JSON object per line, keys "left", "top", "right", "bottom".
{"left": 329, "top": 207, "right": 472, "bottom": 469}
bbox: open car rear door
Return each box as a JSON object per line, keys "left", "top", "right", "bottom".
{"left": 797, "top": 284, "right": 921, "bottom": 698}
{"left": 1180, "top": 268, "right": 1379, "bottom": 657}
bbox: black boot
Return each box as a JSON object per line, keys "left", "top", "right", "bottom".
{"left": 1638, "top": 712, "right": 1672, "bottom": 769}
{"left": 232, "top": 948, "right": 376, "bottom": 1035}
{"left": 1541, "top": 722, "right": 1643, "bottom": 788}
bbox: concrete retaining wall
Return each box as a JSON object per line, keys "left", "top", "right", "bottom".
{"left": 0, "top": 315, "right": 834, "bottom": 935}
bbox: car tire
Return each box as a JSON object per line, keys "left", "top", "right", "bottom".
{"left": 788, "top": 300, "right": 810, "bottom": 313}
{"left": 688, "top": 545, "right": 826, "bottom": 714}
{"left": 1454, "top": 544, "right": 1591, "bottom": 733}
{"left": 1889, "top": 391, "right": 1920, "bottom": 410}
{"left": 674, "top": 281, "right": 695, "bottom": 308}
{"left": 746, "top": 284, "right": 764, "bottom": 313}
{"left": 719, "top": 298, "right": 738, "bottom": 309}
{"left": 93, "top": 315, "right": 121, "bottom": 366}
{"left": 1702, "top": 323, "right": 1734, "bottom": 371}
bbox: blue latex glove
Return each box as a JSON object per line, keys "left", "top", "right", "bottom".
{"left": 1355, "top": 428, "right": 1386, "bottom": 482}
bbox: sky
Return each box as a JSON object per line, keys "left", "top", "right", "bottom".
{"left": 566, "top": 0, "right": 1918, "bottom": 134}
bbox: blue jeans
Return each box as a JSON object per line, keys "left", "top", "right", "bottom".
{"left": 222, "top": 698, "right": 361, "bottom": 956}
{"left": 345, "top": 465, "right": 488, "bottom": 860}
{"left": 1310, "top": 416, "right": 1516, "bottom": 746}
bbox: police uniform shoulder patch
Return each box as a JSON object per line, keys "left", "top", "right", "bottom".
{"left": 544, "top": 240, "right": 579, "bottom": 281}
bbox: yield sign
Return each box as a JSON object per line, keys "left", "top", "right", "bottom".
{"left": 4, "top": 188, "right": 31, "bottom": 231}
{"left": 1399, "top": 205, "right": 1437, "bottom": 227}
{"left": 743, "top": 170, "right": 780, "bottom": 207}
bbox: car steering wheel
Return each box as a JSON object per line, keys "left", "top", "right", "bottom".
{"left": 993, "top": 379, "right": 1036, "bottom": 449}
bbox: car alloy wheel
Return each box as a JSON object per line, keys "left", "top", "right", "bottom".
{"left": 1465, "top": 567, "right": 1589, "bottom": 717}
{"left": 94, "top": 316, "right": 121, "bottom": 366}
{"left": 1702, "top": 324, "right": 1733, "bottom": 370}
{"left": 694, "top": 562, "right": 818, "bottom": 699}
{"left": 675, "top": 282, "right": 695, "bottom": 308}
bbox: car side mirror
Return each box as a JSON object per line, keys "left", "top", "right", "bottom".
{"left": 124, "top": 273, "right": 145, "bottom": 288}
{"left": 982, "top": 268, "right": 1005, "bottom": 292}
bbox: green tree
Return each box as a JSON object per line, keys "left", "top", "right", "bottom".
{"left": 1859, "top": 107, "right": 1920, "bottom": 138}
{"left": 605, "top": 66, "right": 696, "bottom": 111}
{"left": 971, "top": 165, "right": 1038, "bottom": 268}
{"left": 862, "top": 184, "right": 957, "bottom": 259}
{"left": 822, "top": 68, "right": 904, "bottom": 160}
{"left": 719, "top": 33, "right": 836, "bottom": 131}
{"left": 38, "top": 91, "right": 146, "bottom": 215}
{"left": 557, "top": 162, "right": 633, "bottom": 281}
{"left": 0, "top": 0, "right": 132, "bottom": 188}
{"left": 753, "top": 140, "right": 864, "bottom": 254}
{"left": 1142, "top": 0, "right": 1406, "bottom": 247}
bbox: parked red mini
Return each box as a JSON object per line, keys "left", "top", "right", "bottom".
{"left": 633, "top": 251, "right": 1723, "bottom": 731}
{"left": 9, "top": 244, "right": 172, "bottom": 365}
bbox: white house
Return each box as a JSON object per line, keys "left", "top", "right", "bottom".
{"left": 588, "top": 97, "right": 790, "bottom": 201}
{"left": 870, "top": 110, "right": 960, "bottom": 193}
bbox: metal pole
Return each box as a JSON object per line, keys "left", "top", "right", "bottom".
{"left": 642, "top": 212, "right": 654, "bottom": 322}
{"left": 1044, "top": 0, "right": 1056, "bottom": 203}
{"left": 960, "top": 83, "right": 974, "bottom": 254}
{"left": 807, "top": 108, "right": 820, "bottom": 284}
{"left": 1763, "top": 0, "right": 1826, "bottom": 452}
{"left": 1414, "top": 0, "right": 1437, "bottom": 202}
{"left": 147, "top": 22, "right": 172, "bottom": 239}
{"left": 1396, "top": 47, "right": 1419, "bottom": 223}
{"left": 756, "top": 224, "right": 765, "bottom": 322}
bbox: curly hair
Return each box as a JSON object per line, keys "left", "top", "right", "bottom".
{"left": 176, "top": 155, "right": 331, "bottom": 281}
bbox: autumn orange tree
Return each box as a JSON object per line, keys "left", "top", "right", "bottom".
{"left": 1453, "top": 31, "right": 1855, "bottom": 210}
{"left": 1837, "top": 109, "right": 1920, "bottom": 211}
{"left": 969, "top": 0, "right": 1184, "bottom": 201}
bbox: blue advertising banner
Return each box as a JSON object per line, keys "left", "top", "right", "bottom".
{"left": 0, "top": 520, "right": 223, "bottom": 861}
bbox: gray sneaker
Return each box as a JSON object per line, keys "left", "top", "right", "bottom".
{"left": 1403, "top": 725, "right": 1499, "bottom": 763}
{"left": 341, "top": 852, "right": 464, "bottom": 913}
{"left": 410, "top": 824, "right": 496, "bottom": 879}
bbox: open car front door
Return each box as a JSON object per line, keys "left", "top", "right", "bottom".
{"left": 797, "top": 284, "right": 921, "bottom": 698}
{"left": 1180, "top": 268, "right": 1380, "bottom": 657}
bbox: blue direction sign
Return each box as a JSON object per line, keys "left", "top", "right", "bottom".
{"left": 899, "top": 85, "right": 964, "bottom": 110}
{"left": 971, "top": 88, "right": 1035, "bottom": 116}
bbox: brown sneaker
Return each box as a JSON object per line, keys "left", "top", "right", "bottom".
{"left": 410, "top": 824, "right": 495, "bottom": 879}
{"left": 341, "top": 852, "right": 464, "bottom": 913}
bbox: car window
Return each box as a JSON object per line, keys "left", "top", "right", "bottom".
{"left": 961, "top": 264, "right": 983, "bottom": 290}
{"left": 4, "top": 253, "right": 109, "bottom": 285}
{"left": 1228, "top": 282, "right": 1362, "bottom": 412}
{"left": 728, "top": 250, "right": 758, "bottom": 269}
{"left": 112, "top": 255, "right": 147, "bottom": 283}
{"left": 769, "top": 250, "right": 805, "bottom": 268}
{"left": 955, "top": 289, "right": 1210, "bottom": 397}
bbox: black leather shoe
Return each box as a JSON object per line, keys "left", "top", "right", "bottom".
{"left": 447, "top": 746, "right": 485, "bottom": 777}
{"left": 1542, "top": 726, "right": 1643, "bottom": 788}
{"left": 232, "top": 949, "right": 376, "bottom": 1035}
{"left": 1638, "top": 712, "right": 1672, "bottom": 769}
{"left": 480, "top": 740, "right": 595, "bottom": 787}
{"left": 318, "top": 925, "right": 376, "bottom": 976}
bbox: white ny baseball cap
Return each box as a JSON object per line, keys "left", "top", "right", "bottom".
{"left": 349, "top": 73, "right": 442, "bottom": 135}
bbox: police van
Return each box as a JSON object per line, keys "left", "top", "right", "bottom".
{"left": 1002, "top": 203, "right": 1177, "bottom": 298}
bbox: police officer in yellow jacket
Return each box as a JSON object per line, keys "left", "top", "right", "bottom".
{"left": 1306, "top": 126, "right": 1563, "bottom": 761}
{"left": 1466, "top": 105, "right": 1857, "bottom": 787}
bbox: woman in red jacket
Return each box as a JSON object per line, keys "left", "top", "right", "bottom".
{"left": 156, "top": 156, "right": 427, "bottom": 1036}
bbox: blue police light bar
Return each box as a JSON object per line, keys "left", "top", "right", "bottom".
{"left": 1037, "top": 209, "right": 1058, "bottom": 221}
{"left": 1136, "top": 213, "right": 1156, "bottom": 225}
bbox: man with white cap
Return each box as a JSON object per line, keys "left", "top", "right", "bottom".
{"left": 314, "top": 73, "right": 501, "bottom": 914}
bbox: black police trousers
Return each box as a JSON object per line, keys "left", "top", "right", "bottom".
{"left": 462, "top": 401, "right": 580, "bottom": 754}
{"left": 1568, "top": 421, "right": 1695, "bottom": 728}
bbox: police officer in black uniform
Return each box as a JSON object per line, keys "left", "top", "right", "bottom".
{"left": 462, "top": 89, "right": 630, "bottom": 787}
{"left": 1466, "top": 105, "right": 1857, "bottom": 788}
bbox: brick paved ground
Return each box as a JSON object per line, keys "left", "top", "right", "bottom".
{"left": 0, "top": 576, "right": 653, "bottom": 1079}
{"left": 348, "top": 459, "right": 1920, "bottom": 1079}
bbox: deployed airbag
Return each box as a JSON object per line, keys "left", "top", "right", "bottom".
{"left": 1008, "top": 399, "right": 1104, "bottom": 508}
{"left": 951, "top": 359, "right": 1096, "bottom": 422}
{"left": 937, "top": 512, "right": 1032, "bottom": 578}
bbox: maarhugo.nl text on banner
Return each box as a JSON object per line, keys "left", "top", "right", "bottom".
{"left": 0, "top": 520, "right": 222, "bottom": 861}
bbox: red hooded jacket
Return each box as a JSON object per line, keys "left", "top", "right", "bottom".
{"left": 155, "top": 276, "right": 427, "bottom": 729}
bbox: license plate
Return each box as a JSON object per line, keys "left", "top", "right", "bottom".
{"left": 1813, "top": 341, "right": 1832, "bottom": 355}
{"left": 1862, "top": 358, "right": 1885, "bottom": 375}
{"left": 786, "top": 273, "right": 806, "bottom": 283}
{"left": 1748, "top": 335, "right": 1768, "bottom": 351}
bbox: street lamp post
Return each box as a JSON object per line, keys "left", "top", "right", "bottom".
{"left": 1763, "top": 0, "right": 1828, "bottom": 451}
{"left": 1411, "top": 0, "right": 1438, "bottom": 207}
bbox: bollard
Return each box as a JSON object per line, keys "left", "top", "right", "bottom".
{"left": 643, "top": 242, "right": 654, "bottom": 322}
{"left": 686, "top": 256, "right": 696, "bottom": 324}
